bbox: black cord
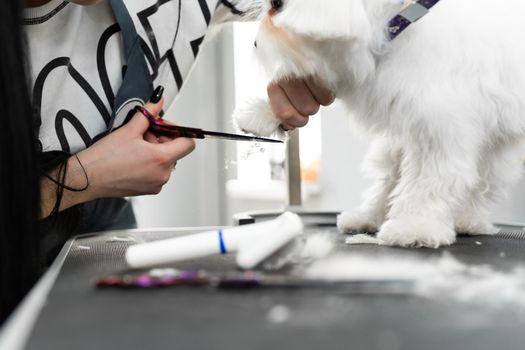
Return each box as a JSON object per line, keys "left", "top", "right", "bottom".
{"left": 42, "top": 154, "right": 89, "bottom": 193}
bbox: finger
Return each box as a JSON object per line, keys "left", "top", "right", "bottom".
{"left": 144, "top": 131, "right": 160, "bottom": 143}
{"left": 143, "top": 96, "right": 165, "bottom": 119}
{"left": 158, "top": 137, "right": 196, "bottom": 162}
{"left": 143, "top": 131, "right": 174, "bottom": 144}
{"left": 304, "top": 77, "right": 335, "bottom": 106}
{"left": 127, "top": 97, "right": 165, "bottom": 135}
{"left": 279, "top": 79, "right": 320, "bottom": 116}
{"left": 157, "top": 135, "right": 173, "bottom": 143}
{"left": 267, "top": 83, "right": 309, "bottom": 128}
{"left": 279, "top": 124, "right": 295, "bottom": 132}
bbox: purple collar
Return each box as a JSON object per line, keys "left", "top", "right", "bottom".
{"left": 388, "top": 0, "right": 441, "bottom": 40}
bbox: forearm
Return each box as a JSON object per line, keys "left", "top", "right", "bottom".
{"left": 38, "top": 99, "right": 195, "bottom": 218}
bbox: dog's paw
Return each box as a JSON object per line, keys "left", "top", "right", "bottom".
{"left": 455, "top": 220, "right": 499, "bottom": 236}
{"left": 377, "top": 216, "right": 456, "bottom": 248}
{"left": 337, "top": 211, "right": 382, "bottom": 234}
{"left": 232, "top": 98, "right": 283, "bottom": 138}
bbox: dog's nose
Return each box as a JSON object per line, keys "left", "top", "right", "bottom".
{"left": 271, "top": 0, "right": 283, "bottom": 11}
{"left": 254, "top": 41, "right": 258, "bottom": 48}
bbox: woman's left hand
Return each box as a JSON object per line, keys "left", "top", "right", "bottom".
{"left": 267, "top": 77, "right": 335, "bottom": 131}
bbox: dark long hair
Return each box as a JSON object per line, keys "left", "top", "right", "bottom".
{"left": 0, "top": 0, "right": 41, "bottom": 323}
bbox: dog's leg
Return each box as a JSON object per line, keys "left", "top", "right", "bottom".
{"left": 455, "top": 141, "right": 525, "bottom": 235}
{"left": 377, "top": 138, "right": 482, "bottom": 248}
{"left": 338, "top": 138, "right": 401, "bottom": 234}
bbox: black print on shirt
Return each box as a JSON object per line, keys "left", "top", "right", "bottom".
{"left": 138, "top": 0, "right": 184, "bottom": 87}
{"left": 33, "top": 0, "right": 217, "bottom": 153}
{"left": 33, "top": 57, "right": 112, "bottom": 152}
{"left": 97, "top": 23, "right": 122, "bottom": 111}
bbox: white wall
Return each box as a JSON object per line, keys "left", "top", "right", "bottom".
{"left": 307, "top": 102, "right": 372, "bottom": 213}
{"left": 491, "top": 179, "right": 525, "bottom": 225}
{"left": 133, "top": 27, "right": 237, "bottom": 228}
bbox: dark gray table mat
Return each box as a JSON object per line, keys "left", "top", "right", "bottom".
{"left": 25, "top": 214, "right": 525, "bottom": 350}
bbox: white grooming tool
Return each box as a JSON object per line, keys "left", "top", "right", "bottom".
{"left": 125, "top": 212, "right": 304, "bottom": 270}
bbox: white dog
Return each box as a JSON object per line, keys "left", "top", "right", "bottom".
{"left": 225, "top": 0, "right": 525, "bottom": 248}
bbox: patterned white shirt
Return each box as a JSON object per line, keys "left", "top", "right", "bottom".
{"left": 24, "top": 0, "right": 221, "bottom": 153}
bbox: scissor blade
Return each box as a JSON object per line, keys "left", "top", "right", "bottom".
{"left": 202, "top": 130, "right": 283, "bottom": 143}
{"left": 149, "top": 121, "right": 282, "bottom": 143}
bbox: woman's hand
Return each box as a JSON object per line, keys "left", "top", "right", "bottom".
{"left": 40, "top": 98, "right": 195, "bottom": 217}
{"left": 267, "top": 77, "right": 335, "bottom": 131}
{"left": 78, "top": 99, "right": 195, "bottom": 199}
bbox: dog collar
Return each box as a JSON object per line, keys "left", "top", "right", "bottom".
{"left": 388, "top": 0, "right": 441, "bottom": 40}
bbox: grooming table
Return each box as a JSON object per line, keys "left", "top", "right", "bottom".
{"left": 6, "top": 212, "right": 525, "bottom": 350}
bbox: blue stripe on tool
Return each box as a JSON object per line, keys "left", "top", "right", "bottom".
{"left": 218, "top": 230, "right": 227, "bottom": 254}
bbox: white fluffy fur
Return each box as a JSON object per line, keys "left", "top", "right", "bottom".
{"left": 232, "top": 97, "right": 286, "bottom": 138}
{"left": 230, "top": 0, "right": 525, "bottom": 248}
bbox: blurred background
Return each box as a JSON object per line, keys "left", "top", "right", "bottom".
{"left": 132, "top": 23, "right": 525, "bottom": 229}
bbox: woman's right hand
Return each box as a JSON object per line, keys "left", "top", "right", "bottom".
{"left": 76, "top": 99, "right": 195, "bottom": 201}
{"left": 39, "top": 97, "right": 195, "bottom": 218}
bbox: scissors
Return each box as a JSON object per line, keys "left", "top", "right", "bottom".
{"left": 134, "top": 106, "right": 283, "bottom": 144}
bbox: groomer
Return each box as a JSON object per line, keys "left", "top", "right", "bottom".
{"left": 24, "top": 0, "right": 333, "bottom": 261}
